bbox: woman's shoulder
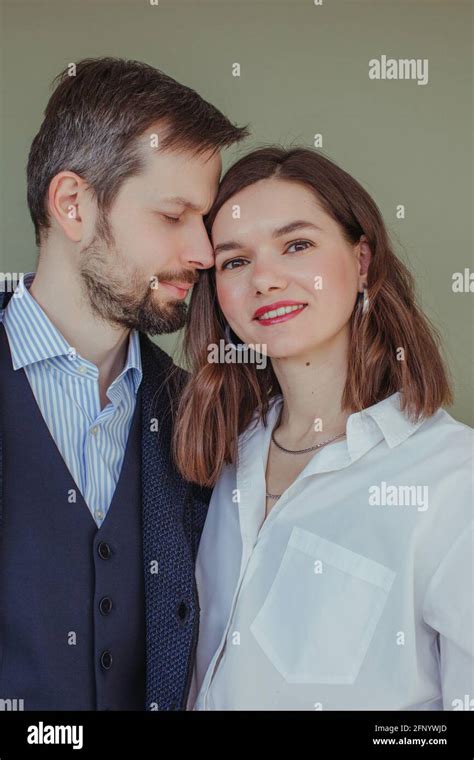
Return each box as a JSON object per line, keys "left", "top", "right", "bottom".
{"left": 416, "top": 405, "right": 473, "bottom": 460}
{"left": 410, "top": 408, "right": 473, "bottom": 534}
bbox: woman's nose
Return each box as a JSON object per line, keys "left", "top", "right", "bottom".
{"left": 250, "top": 260, "right": 288, "bottom": 294}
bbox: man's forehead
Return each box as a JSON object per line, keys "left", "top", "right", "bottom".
{"left": 141, "top": 130, "right": 221, "bottom": 168}
{"left": 139, "top": 141, "right": 220, "bottom": 211}
{"left": 146, "top": 144, "right": 220, "bottom": 178}
{"left": 161, "top": 195, "right": 208, "bottom": 212}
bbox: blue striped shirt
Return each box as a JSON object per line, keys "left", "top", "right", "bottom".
{"left": 1, "top": 272, "right": 143, "bottom": 528}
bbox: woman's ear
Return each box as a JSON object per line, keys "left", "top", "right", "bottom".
{"left": 356, "top": 234, "right": 372, "bottom": 287}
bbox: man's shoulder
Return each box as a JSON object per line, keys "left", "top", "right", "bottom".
{"left": 139, "top": 332, "right": 189, "bottom": 393}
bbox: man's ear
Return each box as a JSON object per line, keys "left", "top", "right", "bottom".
{"left": 355, "top": 234, "right": 372, "bottom": 287}
{"left": 47, "top": 171, "right": 90, "bottom": 242}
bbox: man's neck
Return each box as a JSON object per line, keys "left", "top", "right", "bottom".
{"left": 29, "top": 252, "right": 131, "bottom": 393}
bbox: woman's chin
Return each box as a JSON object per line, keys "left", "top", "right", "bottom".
{"left": 263, "top": 340, "right": 316, "bottom": 361}
{"left": 241, "top": 325, "right": 323, "bottom": 360}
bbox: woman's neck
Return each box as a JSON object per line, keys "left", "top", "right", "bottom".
{"left": 270, "top": 330, "right": 352, "bottom": 446}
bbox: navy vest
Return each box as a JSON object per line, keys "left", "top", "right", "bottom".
{"left": 0, "top": 322, "right": 146, "bottom": 709}
{"left": 0, "top": 311, "right": 211, "bottom": 711}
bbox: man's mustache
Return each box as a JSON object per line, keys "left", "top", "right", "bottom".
{"left": 154, "top": 270, "right": 200, "bottom": 287}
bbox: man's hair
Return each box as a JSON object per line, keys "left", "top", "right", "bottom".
{"left": 26, "top": 57, "right": 250, "bottom": 245}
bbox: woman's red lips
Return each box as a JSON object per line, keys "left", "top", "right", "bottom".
{"left": 253, "top": 300, "right": 308, "bottom": 319}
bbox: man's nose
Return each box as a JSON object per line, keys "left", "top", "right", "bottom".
{"left": 184, "top": 221, "right": 215, "bottom": 270}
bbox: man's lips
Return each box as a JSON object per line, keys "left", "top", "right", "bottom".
{"left": 158, "top": 281, "right": 193, "bottom": 300}
{"left": 253, "top": 300, "right": 308, "bottom": 325}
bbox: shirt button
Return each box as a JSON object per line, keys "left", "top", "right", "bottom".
{"left": 95, "top": 510, "right": 104, "bottom": 521}
{"left": 78, "top": 365, "right": 87, "bottom": 375}
{"left": 100, "top": 650, "right": 113, "bottom": 670}
{"left": 90, "top": 426, "right": 99, "bottom": 436}
{"left": 99, "top": 597, "right": 113, "bottom": 615}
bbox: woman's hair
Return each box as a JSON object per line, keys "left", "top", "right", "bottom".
{"left": 172, "top": 146, "right": 453, "bottom": 486}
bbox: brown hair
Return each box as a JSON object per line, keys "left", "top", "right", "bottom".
{"left": 26, "top": 57, "right": 249, "bottom": 246}
{"left": 172, "top": 146, "right": 453, "bottom": 486}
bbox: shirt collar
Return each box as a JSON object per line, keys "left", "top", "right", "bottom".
{"left": 360, "top": 392, "right": 426, "bottom": 447}
{"left": 2, "top": 271, "right": 142, "bottom": 394}
{"left": 344, "top": 391, "right": 427, "bottom": 462}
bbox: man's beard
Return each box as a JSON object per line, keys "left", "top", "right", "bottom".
{"left": 78, "top": 214, "right": 195, "bottom": 336}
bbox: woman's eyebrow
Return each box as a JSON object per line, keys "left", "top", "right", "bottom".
{"left": 214, "top": 220, "right": 323, "bottom": 256}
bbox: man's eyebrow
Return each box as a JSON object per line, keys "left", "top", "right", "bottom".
{"left": 161, "top": 195, "right": 211, "bottom": 214}
{"left": 214, "top": 220, "right": 323, "bottom": 256}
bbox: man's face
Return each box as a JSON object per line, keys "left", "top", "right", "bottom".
{"left": 79, "top": 139, "right": 220, "bottom": 335}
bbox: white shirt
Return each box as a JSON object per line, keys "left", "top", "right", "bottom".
{"left": 189, "top": 392, "right": 473, "bottom": 710}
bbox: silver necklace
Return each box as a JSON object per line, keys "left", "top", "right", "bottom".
{"left": 266, "top": 413, "right": 346, "bottom": 500}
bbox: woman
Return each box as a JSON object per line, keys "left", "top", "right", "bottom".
{"left": 173, "top": 147, "right": 473, "bottom": 710}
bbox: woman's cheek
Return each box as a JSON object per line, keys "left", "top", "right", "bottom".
{"left": 319, "top": 255, "right": 357, "bottom": 299}
{"left": 216, "top": 277, "right": 240, "bottom": 322}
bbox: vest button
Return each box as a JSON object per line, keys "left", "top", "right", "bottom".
{"left": 177, "top": 600, "right": 188, "bottom": 622}
{"left": 100, "top": 650, "right": 113, "bottom": 670}
{"left": 99, "top": 596, "right": 113, "bottom": 615}
{"left": 98, "top": 542, "right": 112, "bottom": 560}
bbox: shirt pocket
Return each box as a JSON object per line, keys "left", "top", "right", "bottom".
{"left": 250, "top": 526, "right": 396, "bottom": 684}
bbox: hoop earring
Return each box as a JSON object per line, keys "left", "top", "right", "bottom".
{"left": 224, "top": 322, "right": 248, "bottom": 351}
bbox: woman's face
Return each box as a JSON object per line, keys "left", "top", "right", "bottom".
{"left": 212, "top": 178, "right": 369, "bottom": 359}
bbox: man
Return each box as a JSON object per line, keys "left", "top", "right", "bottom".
{"left": 0, "top": 57, "right": 248, "bottom": 711}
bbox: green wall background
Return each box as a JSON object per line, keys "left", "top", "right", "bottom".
{"left": 1, "top": 0, "right": 472, "bottom": 424}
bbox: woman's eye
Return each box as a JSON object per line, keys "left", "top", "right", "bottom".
{"left": 221, "top": 258, "right": 247, "bottom": 271}
{"left": 162, "top": 214, "right": 181, "bottom": 223}
{"left": 286, "top": 239, "right": 312, "bottom": 253}
{"left": 219, "top": 241, "right": 312, "bottom": 271}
